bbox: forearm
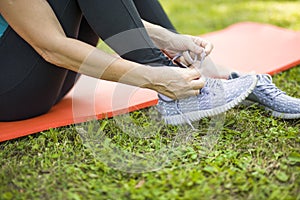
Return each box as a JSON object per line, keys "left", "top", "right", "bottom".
{"left": 46, "top": 37, "right": 153, "bottom": 88}
{"left": 47, "top": 38, "right": 205, "bottom": 100}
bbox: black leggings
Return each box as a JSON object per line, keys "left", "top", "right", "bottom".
{"left": 0, "top": 0, "right": 177, "bottom": 121}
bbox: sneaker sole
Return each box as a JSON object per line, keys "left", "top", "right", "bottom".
{"left": 243, "top": 100, "right": 300, "bottom": 119}
{"left": 164, "top": 76, "right": 258, "bottom": 125}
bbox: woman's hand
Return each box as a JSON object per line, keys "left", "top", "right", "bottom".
{"left": 142, "top": 66, "right": 205, "bottom": 99}
{"left": 143, "top": 20, "right": 213, "bottom": 61}
{"left": 161, "top": 33, "right": 213, "bottom": 59}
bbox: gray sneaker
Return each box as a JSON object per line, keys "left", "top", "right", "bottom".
{"left": 243, "top": 74, "right": 300, "bottom": 119}
{"left": 157, "top": 75, "right": 258, "bottom": 125}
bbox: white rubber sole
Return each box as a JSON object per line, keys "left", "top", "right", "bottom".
{"left": 164, "top": 76, "right": 258, "bottom": 125}
{"left": 243, "top": 100, "right": 300, "bottom": 119}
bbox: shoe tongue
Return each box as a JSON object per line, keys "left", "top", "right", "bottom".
{"left": 258, "top": 74, "right": 272, "bottom": 85}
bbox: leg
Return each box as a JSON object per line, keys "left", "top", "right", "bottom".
{"left": 0, "top": 27, "right": 69, "bottom": 121}
{"left": 77, "top": 0, "right": 172, "bottom": 66}
{"left": 0, "top": 0, "right": 83, "bottom": 121}
{"left": 133, "top": 0, "right": 177, "bottom": 32}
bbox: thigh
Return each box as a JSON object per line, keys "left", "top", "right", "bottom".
{"left": 77, "top": 0, "right": 171, "bottom": 65}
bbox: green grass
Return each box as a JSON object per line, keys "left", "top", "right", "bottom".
{"left": 1, "top": 1, "right": 300, "bottom": 199}
{"left": 160, "top": 0, "right": 300, "bottom": 35}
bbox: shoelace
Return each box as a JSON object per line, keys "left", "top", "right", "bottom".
{"left": 256, "top": 74, "right": 285, "bottom": 99}
{"left": 175, "top": 100, "right": 196, "bottom": 130}
{"left": 173, "top": 51, "right": 208, "bottom": 129}
{"left": 172, "top": 50, "right": 206, "bottom": 69}
{"left": 174, "top": 79, "right": 219, "bottom": 130}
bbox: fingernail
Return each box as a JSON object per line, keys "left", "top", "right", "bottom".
{"left": 199, "top": 76, "right": 206, "bottom": 83}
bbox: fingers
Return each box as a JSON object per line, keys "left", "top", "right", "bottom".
{"left": 181, "top": 36, "right": 213, "bottom": 67}
{"left": 186, "top": 67, "right": 201, "bottom": 80}
{"left": 191, "top": 79, "right": 205, "bottom": 90}
{"left": 181, "top": 89, "right": 200, "bottom": 99}
{"left": 182, "top": 35, "right": 202, "bottom": 54}
{"left": 179, "top": 78, "right": 204, "bottom": 99}
{"left": 169, "top": 68, "right": 205, "bottom": 99}
{"left": 154, "top": 67, "right": 205, "bottom": 100}
{"left": 191, "top": 36, "right": 213, "bottom": 55}
{"left": 187, "top": 68, "right": 205, "bottom": 92}
{"left": 201, "top": 39, "right": 214, "bottom": 55}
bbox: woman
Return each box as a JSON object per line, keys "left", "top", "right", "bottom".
{"left": 0, "top": 0, "right": 207, "bottom": 121}
{"left": 1, "top": 0, "right": 294, "bottom": 124}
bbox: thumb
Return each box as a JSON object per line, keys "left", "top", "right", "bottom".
{"left": 187, "top": 41, "right": 202, "bottom": 54}
{"left": 179, "top": 35, "right": 202, "bottom": 54}
{"left": 185, "top": 36, "right": 203, "bottom": 54}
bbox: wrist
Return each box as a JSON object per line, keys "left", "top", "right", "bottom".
{"left": 139, "top": 67, "right": 158, "bottom": 90}
{"left": 139, "top": 67, "right": 169, "bottom": 93}
{"left": 145, "top": 24, "right": 173, "bottom": 49}
{"left": 115, "top": 60, "right": 154, "bottom": 89}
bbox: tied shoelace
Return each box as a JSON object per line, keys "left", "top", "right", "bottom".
{"left": 256, "top": 74, "right": 285, "bottom": 99}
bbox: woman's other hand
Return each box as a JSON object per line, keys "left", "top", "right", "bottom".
{"left": 142, "top": 66, "right": 205, "bottom": 99}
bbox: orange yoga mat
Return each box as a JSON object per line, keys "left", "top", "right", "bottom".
{"left": 202, "top": 22, "right": 300, "bottom": 75}
{"left": 1, "top": 22, "right": 300, "bottom": 142}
